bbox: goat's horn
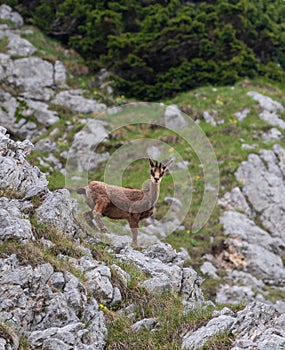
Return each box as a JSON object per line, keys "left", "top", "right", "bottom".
{"left": 163, "top": 158, "right": 173, "bottom": 168}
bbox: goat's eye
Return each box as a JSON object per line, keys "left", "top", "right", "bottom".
{"left": 159, "top": 172, "right": 164, "bottom": 178}
{"left": 151, "top": 170, "right": 155, "bottom": 177}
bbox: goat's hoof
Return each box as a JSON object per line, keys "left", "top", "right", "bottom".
{"left": 131, "top": 241, "right": 138, "bottom": 248}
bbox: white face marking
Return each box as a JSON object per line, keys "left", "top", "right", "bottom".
{"left": 150, "top": 166, "right": 165, "bottom": 184}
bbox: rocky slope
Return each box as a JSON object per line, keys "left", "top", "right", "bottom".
{"left": 0, "top": 4, "right": 285, "bottom": 349}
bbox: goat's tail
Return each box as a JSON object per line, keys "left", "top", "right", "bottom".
{"left": 76, "top": 187, "right": 86, "bottom": 195}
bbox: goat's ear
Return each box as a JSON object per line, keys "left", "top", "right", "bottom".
{"left": 162, "top": 158, "right": 173, "bottom": 170}
{"left": 148, "top": 156, "right": 155, "bottom": 168}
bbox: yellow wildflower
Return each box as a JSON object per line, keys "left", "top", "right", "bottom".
{"left": 168, "top": 147, "right": 174, "bottom": 153}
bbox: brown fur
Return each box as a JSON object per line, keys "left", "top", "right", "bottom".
{"left": 77, "top": 157, "right": 172, "bottom": 246}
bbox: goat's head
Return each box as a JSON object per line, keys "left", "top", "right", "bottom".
{"left": 148, "top": 157, "right": 173, "bottom": 184}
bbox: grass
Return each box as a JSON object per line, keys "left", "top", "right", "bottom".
{"left": 105, "top": 294, "right": 215, "bottom": 350}
{"left": 201, "top": 331, "right": 235, "bottom": 350}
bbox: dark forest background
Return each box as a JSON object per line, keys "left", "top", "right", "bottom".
{"left": 5, "top": 0, "right": 285, "bottom": 100}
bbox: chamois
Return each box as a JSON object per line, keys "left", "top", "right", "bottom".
{"left": 76, "top": 157, "right": 172, "bottom": 246}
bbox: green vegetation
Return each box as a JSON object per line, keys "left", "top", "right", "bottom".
{"left": 105, "top": 295, "right": 215, "bottom": 350}
{"left": 7, "top": 0, "right": 285, "bottom": 100}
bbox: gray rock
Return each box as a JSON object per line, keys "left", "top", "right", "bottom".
{"left": 117, "top": 247, "right": 183, "bottom": 295}
{"left": 0, "top": 128, "right": 48, "bottom": 195}
{"left": 0, "top": 197, "right": 34, "bottom": 242}
{"left": 54, "top": 60, "right": 67, "bottom": 87}
{"left": 52, "top": 90, "right": 106, "bottom": 114}
{"left": 143, "top": 242, "right": 177, "bottom": 263}
{"left": 23, "top": 99, "right": 59, "bottom": 126}
{"left": 66, "top": 119, "right": 109, "bottom": 173}
{"left": 181, "top": 267, "right": 204, "bottom": 307}
{"left": 111, "top": 286, "right": 122, "bottom": 306}
{"left": 6, "top": 57, "right": 55, "bottom": 101}
{"left": 241, "top": 143, "right": 257, "bottom": 150}
{"left": 200, "top": 261, "right": 218, "bottom": 278}
{"left": 85, "top": 267, "right": 114, "bottom": 305}
{"left": 111, "top": 264, "right": 130, "bottom": 287}
{"left": 35, "top": 189, "right": 82, "bottom": 238}
{"left": 216, "top": 284, "right": 256, "bottom": 305}
{"left": 262, "top": 127, "right": 283, "bottom": 142}
{"left": 220, "top": 211, "right": 284, "bottom": 253}
{"left": 234, "top": 108, "right": 250, "bottom": 121}
{"left": 34, "top": 139, "right": 58, "bottom": 153}
{"left": 132, "top": 318, "right": 158, "bottom": 332}
{"left": 203, "top": 110, "right": 217, "bottom": 126}
{"left": 218, "top": 187, "right": 253, "bottom": 218}
{"left": 164, "top": 104, "right": 188, "bottom": 130}
{"left": 7, "top": 35, "right": 37, "bottom": 57}
{"left": 235, "top": 147, "right": 285, "bottom": 240}
{"left": 247, "top": 91, "right": 285, "bottom": 129}
{"left": 182, "top": 314, "right": 235, "bottom": 349}
{"left": 49, "top": 272, "right": 65, "bottom": 292}
{"left": 231, "top": 302, "right": 285, "bottom": 349}
{"left": 0, "top": 5, "right": 23, "bottom": 27}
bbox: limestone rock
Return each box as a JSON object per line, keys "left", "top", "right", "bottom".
{"left": 235, "top": 146, "right": 285, "bottom": 240}
{"left": 35, "top": 189, "right": 83, "bottom": 238}
{"left": 23, "top": 99, "right": 59, "bottom": 126}
{"left": 182, "top": 314, "right": 235, "bottom": 349}
{"left": 6, "top": 57, "right": 55, "bottom": 101}
{"left": 262, "top": 127, "right": 283, "bottom": 142}
{"left": 183, "top": 302, "right": 285, "bottom": 349}
{"left": 234, "top": 108, "right": 250, "bottom": 121}
{"left": 247, "top": 91, "right": 285, "bottom": 129}
{"left": 54, "top": 60, "right": 67, "bottom": 87}
{"left": 117, "top": 246, "right": 183, "bottom": 295}
{"left": 0, "top": 127, "right": 48, "bottom": 195}
{"left": 66, "top": 119, "right": 109, "bottom": 173}
{"left": 143, "top": 242, "right": 177, "bottom": 263}
{"left": 132, "top": 318, "right": 158, "bottom": 332}
{"left": 218, "top": 187, "right": 253, "bottom": 218}
{"left": 7, "top": 35, "right": 37, "bottom": 57}
{"left": 52, "top": 90, "right": 106, "bottom": 114}
{"left": 0, "top": 256, "right": 106, "bottom": 349}
{"left": 203, "top": 110, "right": 217, "bottom": 126}
{"left": 0, "top": 5, "right": 23, "bottom": 27}
{"left": 0, "top": 197, "right": 34, "bottom": 242}
{"left": 164, "top": 104, "right": 188, "bottom": 130}
{"left": 200, "top": 261, "right": 218, "bottom": 278}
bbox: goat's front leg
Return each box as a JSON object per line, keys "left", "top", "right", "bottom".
{"left": 92, "top": 203, "right": 109, "bottom": 234}
{"left": 83, "top": 211, "right": 96, "bottom": 228}
{"left": 128, "top": 213, "right": 140, "bottom": 247}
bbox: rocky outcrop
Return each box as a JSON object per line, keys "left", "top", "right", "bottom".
{"left": 218, "top": 145, "right": 285, "bottom": 307}
{"left": 0, "top": 255, "right": 107, "bottom": 350}
{"left": 183, "top": 302, "right": 285, "bottom": 350}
